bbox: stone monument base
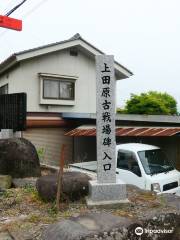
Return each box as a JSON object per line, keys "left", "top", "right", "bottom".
{"left": 86, "top": 180, "right": 128, "bottom": 207}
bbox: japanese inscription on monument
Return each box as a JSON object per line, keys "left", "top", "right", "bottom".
{"left": 96, "top": 55, "right": 116, "bottom": 184}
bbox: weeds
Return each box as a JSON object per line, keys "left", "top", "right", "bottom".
{"left": 2, "top": 189, "right": 14, "bottom": 199}
{"left": 47, "top": 201, "right": 57, "bottom": 216}
{"left": 37, "top": 147, "right": 46, "bottom": 162}
{"left": 22, "top": 185, "right": 42, "bottom": 203}
{"left": 28, "top": 214, "right": 42, "bottom": 223}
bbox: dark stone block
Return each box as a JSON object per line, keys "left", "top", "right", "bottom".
{"left": 36, "top": 172, "right": 91, "bottom": 202}
{"left": 0, "top": 138, "right": 41, "bottom": 178}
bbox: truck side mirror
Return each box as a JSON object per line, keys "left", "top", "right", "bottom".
{"left": 132, "top": 165, "right": 142, "bottom": 177}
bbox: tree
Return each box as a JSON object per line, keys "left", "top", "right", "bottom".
{"left": 118, "top": 91, "right": 178, "bottom": 115}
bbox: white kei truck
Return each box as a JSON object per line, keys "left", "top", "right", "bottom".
{"left": 69, "top": 143, "right": 180, "bottom": 195}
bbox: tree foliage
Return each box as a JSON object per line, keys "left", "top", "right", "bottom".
{"left": 119, "top": 91, "right": 178, "bottom": 115}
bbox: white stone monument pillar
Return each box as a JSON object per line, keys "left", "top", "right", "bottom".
{"left": 87, "top": 55, "right": 127, "bottom": 206}
{"left": 96, "top": 55, "right": 116, "bottom": 184}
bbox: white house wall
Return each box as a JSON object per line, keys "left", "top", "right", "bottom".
{"left": 0, "top": 71, "right": 13, "bottom": 90}
{"left": 1, "top": 49, "right": 102, "bottom": 113}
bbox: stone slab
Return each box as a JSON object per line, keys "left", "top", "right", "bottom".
{"left": 86, "top": 198, "right": 129, "bottom": 209}
{"left": 87, "top": 180, "right": 127, "bottom": 203}
{"left": 0, "top": 175, "right": 12, "bottom": 189}
{"left": 0, "top": 129, "right": 14, "bottom": 139}
{"left": 42, "top": 212, "right": 134, "bottom": 240}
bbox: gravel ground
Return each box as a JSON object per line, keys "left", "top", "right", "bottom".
{"left": 0, "top": 184, "right": 179, "bottom": 239}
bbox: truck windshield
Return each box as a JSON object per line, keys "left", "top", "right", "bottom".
{"left": 138, "top": 149, "right": 174, "bottom": 175}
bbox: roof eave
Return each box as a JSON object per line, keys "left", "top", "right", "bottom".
{"left": 114, "top": 63, "right": 133, "bottom": 80}
{"left": 0, "top": 35, "right": 133, "bottom": 78}
{"left": 116, "top": 114, "right": 180, "bottom": 124}
{"left": 77, "top": 37, "right": 133, "bottom": 78}
{"left": 0, "top": 54, "right": 17, "bottom": 75}
{"left": 62, "top": 112, "right": 180, "bottom": 124}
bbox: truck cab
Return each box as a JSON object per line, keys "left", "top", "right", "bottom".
{"left": 116, "top": 143, "right": 180, "bottom": 194}
{"left": 70, "top": 143, "right": 180, "bottom": 195}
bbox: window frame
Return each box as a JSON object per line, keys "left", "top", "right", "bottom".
{"left": 39, "top": 73, "right": 77, "bottom": 106}
{"left": 117, "top": 149, "right": 142, "bottom": 177}
{"left": 0, "top": 84, "right": 8, "bottom": 95}
{"left": 43, "top": 78, "right": 75, "bottom": 101}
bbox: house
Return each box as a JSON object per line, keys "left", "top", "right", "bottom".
{"left": 0, "top": 33, "right": 132, "bottom": 166}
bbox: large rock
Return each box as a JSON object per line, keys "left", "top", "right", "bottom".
{"left": 42, "top": 213, "right": 134, "bottom": 240}
{"left": 0, "top": 232, "right": 13, "bottom": 240}
{"left": 36, "top": 172, "right": 91, "bottom": 201}
{"left": 0, "top": 175, "right": 12, "bottom": 189}
{"left": 42, "top": 212, "right": 180, "bottom": 240}
{"left": 0, "top": 138, "right": 41, "bottom": 178}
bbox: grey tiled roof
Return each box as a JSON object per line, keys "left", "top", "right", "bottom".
{"left": 0, "top": 33, "right": 133, "bottom": 76}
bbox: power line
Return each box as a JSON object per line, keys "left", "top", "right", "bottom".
{"left": 0, "top": 0, "right": 49, "bottom": 38}
{"left": 22, "top": 0, "right": 49, "bottom": 18}
{"left": 5, "top": 0, "right": 28, "bottom": 16}
{"left": 3, "top": 0, "right": 20, "bottom": 13}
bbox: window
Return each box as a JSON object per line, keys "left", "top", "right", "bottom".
{"left": 39, "top": 73, "right": 77, "bottom": 106}
{"left": 0, "top": 84, "right": 8, "bottom": 95}
{"left": 43, "top": 79, "right": 74, "bottom": 100}
{"left": 138, "top": 149, "right": 174, "bottom": 175}
{"left": 117, "top": 150, "right": 141, "bottom": 177}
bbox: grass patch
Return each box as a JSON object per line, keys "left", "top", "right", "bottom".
{"left": 22, "top": 185, "right": 43, "bottom": 204}
{"left": 157, "top": 195, "right": 167, "bottom": 207}
{"left": 1, "top": 189, "right": 14, "bottom": 199}
{"left": 28, "top": 214, "right": 42, "bottom": 223}
{"left": 113, "top": 209, "right": 134, "bottom": 218}
{"left": 47, "top": 201, "right": 58, "bottom": 216}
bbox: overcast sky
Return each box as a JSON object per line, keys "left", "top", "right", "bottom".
{"left": 0, "top": 0, "right": 180, "bottom": 109}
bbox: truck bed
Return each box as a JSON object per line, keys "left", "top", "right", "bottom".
{"left": 69, "top": 161, "right": 97, "bottom": 172}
